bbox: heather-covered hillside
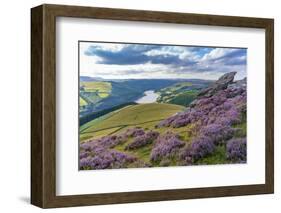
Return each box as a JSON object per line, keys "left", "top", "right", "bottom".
{"left": 79, "top": 72, "right": 247, "bottom": 170}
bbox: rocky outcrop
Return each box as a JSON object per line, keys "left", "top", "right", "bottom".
{"left": 156, "top": 71, "right": 247, "bottom": 165}
{"left": 159, "top": 71, "right": 247, "bottom": 128}
{"left": 197, "top": 71, "right": 237, "bottom": 97}
{"left": 228, "top": 77, "right": 246, "bottom": 90}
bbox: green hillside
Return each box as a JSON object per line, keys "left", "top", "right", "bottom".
{"left": 156, "top": 82, "right": 199, "bottom": 106}
{"left": 167, "top": 90, "right": 198, "bottom": 106}
{"left": 80, "top": 81, "right": 111, "bottom": 105}
{"left": 79, "top": 97, "right": 87, "bottom": 106}
{"left": 80, "top": 103, "right": 185, "bottom": 142}
{"left": 79, "top": 79, "right": 209, "bottom": 118}
{"left": 80, "top": 81, "right": 111, "bottom": 93}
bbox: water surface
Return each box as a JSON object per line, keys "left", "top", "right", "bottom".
{"left": 135, "top": 90, "right": 159, "bottom": 104}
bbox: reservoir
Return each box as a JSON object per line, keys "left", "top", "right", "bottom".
{"left": 135, "top": 90, "right": 159, "bottom": 104}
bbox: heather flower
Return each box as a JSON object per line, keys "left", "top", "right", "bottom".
{"left": 226, "top": 138, "right": 246, "bottom": 162}
{"left": 190, "top": 136, "right": 215, "bottom": 161}
{"left": 90, "top": 154, "right": 114, "bottom": 169}
{"left": 80, "top": 73, "right": 248, "bottom": 169}
{"left": 171, "top": 118, "right": 190, "bottom": 128}
{"left": 80, "top": 143, "right": 92, "bottom": 151}
{"left": 112, "top": 150, "right": 136, "bottom": 163}
{"left": 79, "top": 148, "right": 137, "bottom": 170}
{"left": 157, "top": 79, "right": 246, "bottom": 131}
{"left": 150, "top": 132, "right": 185, "bottom": 162}
{"left": 80, "top": 157, "right": 92, "bottom": 169}
{"left": 146, "top": 130, "right": 160, "bottom": 139}
{"left": 125, "top": 130, "right": 159, "bottom": 150}
{"left": 96, "top": 134, "right": 128, "bottom": 148}
{"left": 125, "top": 127, "right": 145, "bottom": 137}
{"left": 199, "top": 124, "right": 234, "bottom": 145}
{"left": 224, "top": 108, "right": 241, "bottom": 124}
{"left": 79, "top": 151, "right": 89, "bottom": 159}
{"left": 79, "top": 136, "right": 137, "bottom": 170}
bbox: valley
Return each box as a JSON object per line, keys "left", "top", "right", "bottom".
{"left": 79, "top": 73, "right": 247, "bottom": 169}
{"left": 79, "top": 78, "right": 211, "bottom": 119}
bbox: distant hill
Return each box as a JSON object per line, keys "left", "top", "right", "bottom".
{"left": 79, "top": 78, "right": 211, "bottom": 117}
{"left": 156, "top": 81, "right": 206, "bottom": 106}
{"left": 80, "top": 76, "right": 104, "bottom": 82}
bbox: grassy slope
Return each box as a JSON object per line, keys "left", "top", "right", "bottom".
{"left": 79, "top": 97, "right": 87, "bottom": 106}
{"left": 80, "top": 103, "right": 185, "bottom": 142}
{"left": 81, "top": 81, "right": 111, "bottom": 93}
{"left": 80, "top": 82, "right": 111, "bottom": 106}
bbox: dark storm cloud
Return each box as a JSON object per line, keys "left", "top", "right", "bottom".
{"left": 212, "top": 49, "right": 247, "bottom": 65}
{"left": 222, "top": 49, "right": 246, "bottom": 59}
{"left": 224, "top": 57, "right": 246, "bottom": 65}
{"left": 150, "top": 55, "right": 197, "bottom": 66}
{"left": 85, "top": 44, "right": 197, "bottom": 66}
{"left": 85, "top": 44, "right": 158, "bottom": 65}
{"left": 83, "top": 43, "right": 247, "bottom": 78}
{"left": 223, "top": 49, "right": 246, "bottom": 65}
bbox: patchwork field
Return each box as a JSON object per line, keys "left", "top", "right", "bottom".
{"left": 80, "top": 82, "right": 111, "bottom": 105}
{"left": 79, "top": 97, "right": 87, "bottom": 107}
{"left": 80, "top": 81, "right": 112, "bottom": 93}
{"left": 80, "top": 103, "right": 185, "bottom": 142}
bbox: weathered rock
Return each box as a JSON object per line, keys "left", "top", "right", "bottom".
{"left": 228, "top": 77, "right": 247, "bottom": 89}
{"left": 198, "top": 72, "right": 237, "bottom": 97}
{"left": 217, "top": 71, "right": 237, "bottom": 85}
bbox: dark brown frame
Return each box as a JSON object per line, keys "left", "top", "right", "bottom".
{"left": 31, "top": 4, "right": 274, "bottom": 208}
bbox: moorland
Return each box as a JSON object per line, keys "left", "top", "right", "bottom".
{"left": 79, "top": 72, "right": 247, "bottom": 170}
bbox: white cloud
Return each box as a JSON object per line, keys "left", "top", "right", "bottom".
{"left": 201, "top": 48, "right": 235, "bottom": 61}
{"left": 80, "top": 42, "right": 246, "bottom": 80}
{"left": 80, "top": 42, "right": 125, "bottom": 54}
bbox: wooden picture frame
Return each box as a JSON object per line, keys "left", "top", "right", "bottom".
{"left": 31, "top": 4, "right": 274, "bottom": 208}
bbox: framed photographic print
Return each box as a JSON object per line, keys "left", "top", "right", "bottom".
{"left": 31, "top": 4, "right": 274, "bottom": 208}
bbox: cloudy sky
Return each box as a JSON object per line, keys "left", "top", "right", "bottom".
{"left": 79, "top": 42, "right": 247, "bottom": 80}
